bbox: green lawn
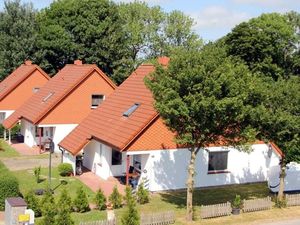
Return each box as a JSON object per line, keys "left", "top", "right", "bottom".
{"left": 0, "top": 139, "right": 19, "bottom": 158}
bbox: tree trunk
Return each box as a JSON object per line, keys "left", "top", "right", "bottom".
{"left": 278, "top": 161, "right": 286, "bottom": 201}
{"left": 186, "top": 147, "right": 197, "bottom": 221}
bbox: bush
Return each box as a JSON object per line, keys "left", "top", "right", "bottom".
{"left": 34, "top": 166, "right": 41, "bottom": 183}
{"left": 137, "top": 182, "right": 149, "bottom": 204}
{"left": 56, "top": 189, "right": 74, "bottom": 225}
{"left": 58, "top": 163, "right": 73, "bottom": 176}
{"left": 40, "top": 190, "right": 56, "bottom": 225}
{"left": 73, "top": 186, "right": 90, "bottom": 213}
{"left": 95, "top": 188, "right": 106, "bottom": 210}
{"left": 275, "top": 197, "right": 287, "bottom": 208}
{"left": 232, "top": 195, "right": 242, "bottom": 209}
{"left": 122, "top": 186, "right": 139, "bottom": 225}
{"left": 109, "top": 186, "right": 122, "bottom": 209}
{"left": 0, "top": 173, "right": 20, "bottom": 210}
{"left": 24, "top": 190, "right": 41, "bottom": 217}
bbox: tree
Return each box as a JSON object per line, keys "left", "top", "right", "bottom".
{"left": 40, "top": 190, "right": 56, "bottom": 225}
{"left": 108, "top": 185, "right": 122, "bottom": 209}
{"left": 56, "top": 189, "right": 74, "bottom": 225}
{"left": 137, "top": 182, "right": 149, "bottom": 204}
{"left": 225, "top": 13, "right": 297, "bottom": 80}
{"left": 146, "top": 43, "right": 261, "bottom": 220}
{"left": 73, "top": 186, "right": 90, "bottom": 213}
{"left": 121, "top": 186, "right": 139, "bottom": 225}
{"left": 24, "top": 190, "right": 41, "bottom": 217}
{"left": 95, "top": 188, "right": 107, "bottom": 210}
{"left": 0, "top": 0, "right": 38, "bottom": 80}
{"left": 35, "top": 0, "right": 132, "bottom": 83}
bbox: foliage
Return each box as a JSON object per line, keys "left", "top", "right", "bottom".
{"left": 56, "top": 189, "right": 74, "bottom": 225}
{"left": 58, "top": 163, "right": 73, "bottom": 176}
{"left": 137, "top": 182, "right": 150, "bottom": 204}
{"left": 232, "top": 195, "right": 242, "bottom": 209}
{"left": 0, "top": 0, "right": 38, "bottom": 80}
{"left": 225, "top": 13, "right": 297, "bottom": 80}
{"left": 274, "top": 197, "right": 287, "bottom": 208}
{"left": 95, "top": 188, "right": 106, "bottom": 211}
{"left": 73, "top": 186, "right": 90, "bottom": 213}
{"left": 121, "top": 186, "right": 139, "bottom": 225}
{"left": 24, "top": 190, "right": 41, "bottom": 217}
{"left": 40, "top": 190, "right": 56, "bottom": 225}
{"left": 108, "top": 186, "right": 122, "bottom": 209}
{"left": 34, "top": 166, "right": 41, "bottom": 183}
{"left": 0, "top": 169, "right": 20, "bottom": 210}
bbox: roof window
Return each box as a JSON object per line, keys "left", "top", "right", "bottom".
{"left": 123, "top": 103, "right": 140, "bottom": 117}
{"left": 91, "top": 94, "right": 104, "bottom": 108}
{"left": 42, "top": 92, "right": 54, "bottom": 102}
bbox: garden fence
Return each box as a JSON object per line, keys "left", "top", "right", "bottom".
{"left": 79, "top": 219, "right": 116, "bottom": 225}
{"left": 243, "top": 196, "right": 272, "bottom": 212}
{"left": 286, "top": 193, "right": 300, "bottom": 207}
{"left": 200, "top": 202, "right": 232, "bottom": 219}
{"left": 140, "top": 211, "right": 175, "bottom": 225}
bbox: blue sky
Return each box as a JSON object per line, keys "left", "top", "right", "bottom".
{"left": 1, "top": 0, "right": 300, "bottom": 41}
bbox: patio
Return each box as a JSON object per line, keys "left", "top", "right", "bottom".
{"left": 10, "top": 141, "right": 41, "bottom": 156}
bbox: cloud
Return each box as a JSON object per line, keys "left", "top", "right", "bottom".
{"left": 232, "top": 0, "right": 300, "bottom": 11}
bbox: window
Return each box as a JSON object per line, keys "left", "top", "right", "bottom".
{"left": 33, "top": 87, "right": 40, "bottom": 93}
{"left": 35, "top": 126, "right": 44, "bottom": 137}
{"left": 42, "top": 92, "right": 54, "bottom": 102}
{"left": 208, "top": 151, "right": 228, "bottom": 172}
{"left": 0, "top": 113, "right": 5, "bottom": 123}
{"left": 123, "top": 103, "right": 140, "bottom": 117}
{"left": 91, "top": 94, "right": 104, "bottom": 108}
{"left": 112, "top": 149, "right": 122, "bottom": 165}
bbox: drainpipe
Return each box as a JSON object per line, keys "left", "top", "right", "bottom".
{"left": 8, "top": 129, "right": 11, "bottom": 145}
{"left": 59, "top": 146, "right": 64, "bottom": 163}
{"left": 126, "top": 155, "right": 130, "bottom": 186}
{"left": 39, "top": 127, "right": 42, "bottom": 154}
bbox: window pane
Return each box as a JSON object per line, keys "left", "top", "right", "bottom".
{"left": 91, "top": 95, "right": 104, "bottom": 107}
{"left": 208, "top": 151, "right": 228, "bottom": 171}
{"left": 112, "top": 149, "right": 122, "bottom": 165}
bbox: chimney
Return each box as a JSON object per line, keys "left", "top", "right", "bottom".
{"left": 74, "top": 60, "right": 83, "bottom": 65}
{"left": 24, "top": 60, "right": 32, "bottom": 66}
{"left": 157, "top": 56, "right": 170, "bottom": 67}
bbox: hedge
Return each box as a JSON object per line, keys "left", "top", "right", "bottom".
{"left": 58, "top": 163, "right": 73, "bottom": 176}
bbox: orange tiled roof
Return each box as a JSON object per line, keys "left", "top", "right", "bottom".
{"left": 59, "top": 64, "right": 159, "bottom": 155}
{"left": 3, "top": 62, "right": 116, "bottom": 129}
{"left": 0, "top": 61, "right": 49, "bottom": 101}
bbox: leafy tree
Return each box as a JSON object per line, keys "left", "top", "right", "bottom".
{"left": 137, "top": 182, "right": 149, "bottom": 204}
{"left": 95, "top": 188, "right": 106, "bottom": 210}
{"left": 121, "top": 186, "right": 139, "bottom": 225}
{"left": 56, "top": 189, "right": 74, "bottom": 225}
{"left": 146, "top": 43, "right": 262, "bottom": 220}
{"left": 225, "top": 13, "right": 297, "bottom": 80}
{"left": 24, "top": 190, "right": 41, "bottom": 217}
{"left": 108, "top": 185, "right": 122, "bottom": 209}
{"left": 73, "top": 186, "right": 90, "bottom": 212}
{"left": 40, "top": 190, "right": 56, "bottom": 225}
{"left": 0, "top": 0, "right": 38, "bottom": 80}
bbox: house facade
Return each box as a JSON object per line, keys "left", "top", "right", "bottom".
{"left": 0, "top": 60, "right": 49, "bottom": 123}
{"left": 3, "top": 60, "right": 116, "bottom": 152}
{"left": 59, "top": 59, "right": 282, "bottom": 192}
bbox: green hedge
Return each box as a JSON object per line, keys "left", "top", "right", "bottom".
{"left": 58, "top": 163, "right": 73, "bottom": 176}
{"left": 0, "top": 164, "right": 20, "bottom": 210}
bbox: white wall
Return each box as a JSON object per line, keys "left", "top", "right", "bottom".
{"left": 21, "top": 119, "right": 36, "bottom": 147}
{"left": 62, "top": 151, "right": 76, "bottom": 175}
{"left": 0, "top": 110, "right": 14, "bottom": 122}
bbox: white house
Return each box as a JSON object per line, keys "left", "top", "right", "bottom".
{"left": 59, "top": 58, "right": 282, "bottom": 192}
{"left": 3, "top": 60, "right": 116, "bottom": 152}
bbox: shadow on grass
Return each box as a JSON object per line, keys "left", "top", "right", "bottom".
{"left": 159, "top": 182, "right": 273, "bottom": 209}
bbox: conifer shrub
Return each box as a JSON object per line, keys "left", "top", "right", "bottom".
{"left": 137, "top": 182, "right": 150, "bottom": 204}
{"left": 109, "top": 186, "right": 122, "bottom": 209}
{"left": 95, "top": 188, "right": 106, "bottom": 210}
{"left": 34, "top": 166, "right": 41, "bottom": 183}
{"left": 73, "top": 186, "right": 90, "bottom": 212}
{"left": 24, "top": 190, "right": 41, "bottom": 217}
{"left": 121, "top": 186, "right": 139, "bottom": 225}
{"left": 40, "top": 190, "right": 56, "bottom": 225}
{"left": 56, "top": 189, "right": 74, "bottom": 225}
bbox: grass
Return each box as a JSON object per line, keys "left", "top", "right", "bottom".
{"left": 0, "top": 139, "right": 19, "bottom": 158}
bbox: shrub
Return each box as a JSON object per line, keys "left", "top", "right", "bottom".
{"left": 0, "top": 173, "right": 20, "bottom": 210}
{"left": 109, "top": 186, "right": 122, "bottom": 209}
{"left": 34, "top": 166, "right": 41, "bottom": 183}
{"left": 73, "top": 186, "right": 90, "bottom": 212}
{"left": 137, "top": 182, "right": 149, "bottom": 204}
{"left": 122, "top": 186, "right": 139, "bottom": 225}
{"left": 95, "top": 188, "right": 106, "bottom": 210}
{"left": 232, "top": 195, "right": 242, "bottom": 209}
{"left": 275, "top": 197, "right": 287, "bottom": 208}
{"left": 24, "top": 190, "right": 41, "bottom": 217}
{"left": 40, "top": 190, "right": 56, "bottom": 225}
{"left": 56, "top": 189, "right": 74, "bottom": 225}
{"left": 58, "top": 163, "right": 73, "bottom": 176}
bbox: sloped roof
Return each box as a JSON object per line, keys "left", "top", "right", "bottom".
{"left": 59, "top": 64, "right": 159, "bottom": 155}
{"left": 0, "top": 61, "right": 49, "bottom": 101}
{"left": 3, "top": 62, "right": 116, "bottom": 129}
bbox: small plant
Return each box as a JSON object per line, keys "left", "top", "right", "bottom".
{"left": 232, "top": 195, "right": 242, "bottom": 208}
{"left": 137, "top": 182, "right": 149, "bottom": 204}
{"left": 73, "top": 186, "right": 90, "bottom": 212}
{"left": 95, "top": 188, "right": 106, "bottom": 210}
{"left": 275, "top": 197, "right": 287, "bottom": 208}
{"left": 121, "top": 186, "right": 139, "bottom": 225}
{"left": 34, "top": 166, "right": 41, "bottom": 183}
{"left": 109, "top": 185, "right": 123, "bottom": 209}
{"left": 58, "top": 163, "right": 73, "bottom": 176}
{"left": 56, "top": 189, "right": 74, "bottom": 225}
{"left": 24, "top": 190, "right": 42, "bottom": 217}
{"left": 40, "top": 190, "right": 56, "bottom": 225}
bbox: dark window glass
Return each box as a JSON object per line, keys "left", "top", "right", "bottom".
{"left": 91, "top": 94, "right": 104, "bottom": 107}
{"left": 208, "top": 151, "right": 228, "bottom": 171}
{"left": 112, "top": 149, "right": 122, "bottom": 165}
{"left": 35, "top": 127, "right": 44, "bottom": 137}
{"left": 123, "top": 103, "right": 140, "bottom": 117}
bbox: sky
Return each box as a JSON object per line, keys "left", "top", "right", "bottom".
{"left": 1, "top": 0, "right": 300, "bottom": 41}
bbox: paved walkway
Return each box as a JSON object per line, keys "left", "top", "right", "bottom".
{"left": 10, "top": 142, "right": 41, "bottom": 155}
{"left": 77, "top": 171, "right": 125, "bottom": 197}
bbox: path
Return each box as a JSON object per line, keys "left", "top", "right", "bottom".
{"left": 258, "top": 219, "right": 300, "bottom": 225}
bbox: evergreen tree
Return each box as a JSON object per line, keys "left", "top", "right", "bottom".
{"left": 73, "top": 186, "right": 90, "bottom": 213}
{"left": 121, "top": 186, "right": 139, "bottom": 225}
{"left": 56, "top": 189, "right": 74, "bottom": 225}
{"left": 40, "top": 190, "right": 56, "bottom": 225}
{"left": 108, "top": 186, "right": 122, "bottom": 209}
{"left": 137, "top": 182, "right": 150, "bottom": 204}
{"left": 24, "top": 190, "right": 41, "bottom": 217}
{"left": 95, "top": 188, "right": 106, "bottom": 210}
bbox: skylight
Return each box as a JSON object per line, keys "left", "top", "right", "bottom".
{"left": 123, "top": 103, "right": 140, "bottom": 117}
{"left": 42, "top": 92, "right": 54, "bottom": 102}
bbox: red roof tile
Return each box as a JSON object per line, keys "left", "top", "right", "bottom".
{"left": 3, "top": 63, "right": 116, "bottom": 129}
{"left": 0, "top": 62, "right": 49, "bottom": 101}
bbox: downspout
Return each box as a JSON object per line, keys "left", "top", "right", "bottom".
{"left": 59, "top": 146, "right": 64, "bottom": 164}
